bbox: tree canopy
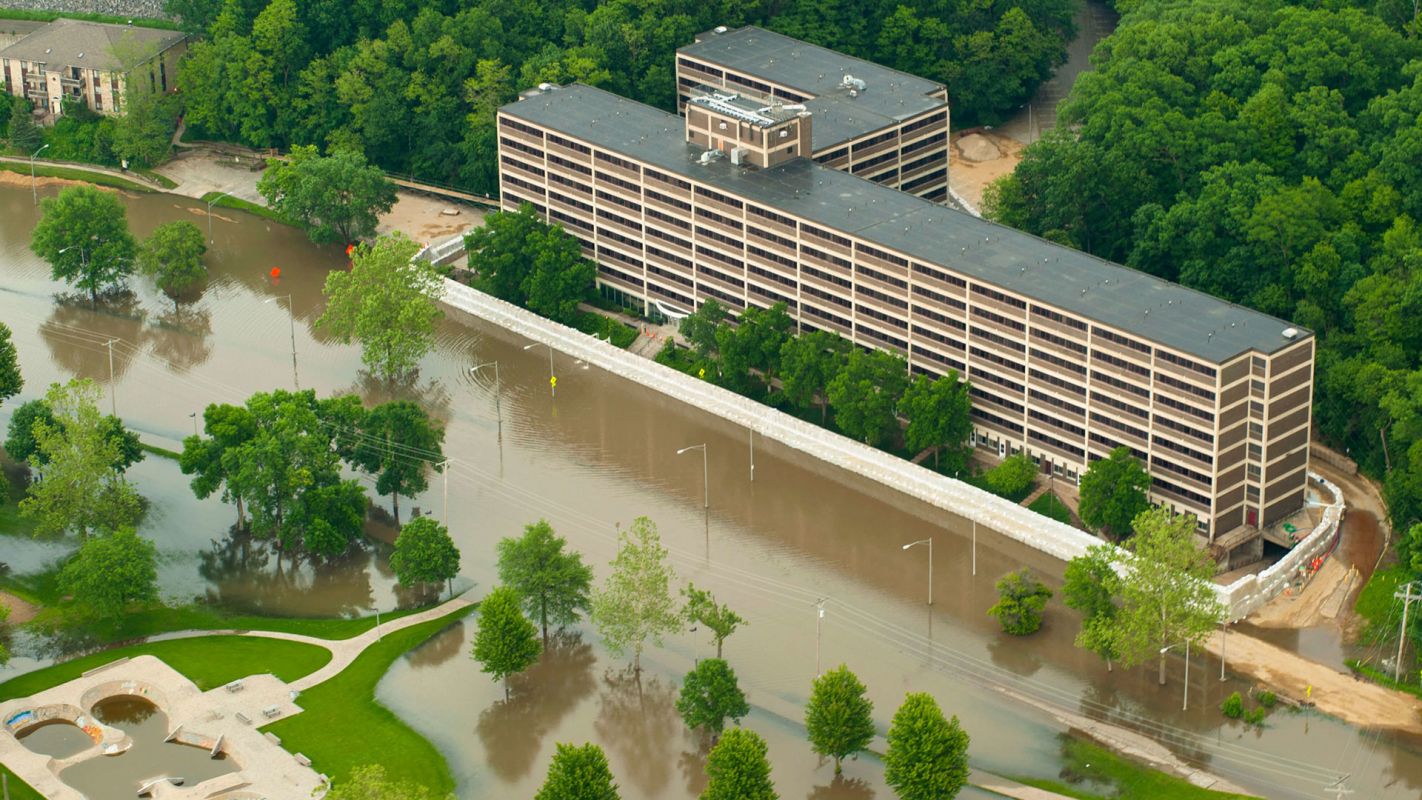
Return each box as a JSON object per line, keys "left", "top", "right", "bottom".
{"left": 676, "top": 658, "right": 750, "bottom": 739}
{"left": 1063, "top": 544, "right": 1121, "bottom": 670}
{"left": 60, "top": 527, "right": 158, "bottom": 620}
{"left": 590, "top": 516, "right": 682, "bottom": 671}
{"left": 258, "top": 144, "right": 397, "bottom": 244}
{"left": 138, "top": 220, "right": 208, "bottom": 306}
{"left": 534, "top": 742, "right": 621, "bottom": 800}
{"left": 899, "top": 371, "right": 973, "bottom": 472}
{"left": 1078, "top": 447, "right": 1151, "bottom": 540}
{"left": 30, "top": 185, "right": 137, "bottom": 302}
{"left": 987, "top": 568, "right": 1052, "bottom": 635}
{"left": 318, "top": 233, "right": 445, "bottom": 382}
{"left": 349, "top": 400, "right": 446, "bottom": 521}
{"left": 805, "top": 664, "right": 875, "bottom": 775}
{"left": 826, "top": 348, "right": 909, "bottom": 447}
{"left": 496, "top": 519, "right": 594, "bottom": 642}
{"left": 0, "top": 322, "right": 20, "bottom": 409}
{"left": 884, "top": 692, "right": 970, "bottom": 800}
{"left": 472, "top": 584, "right": 543, "bottom": 694}
{"left": 326, "top": 764, "right": 442, "bottom": 800}
{"left": 390, "top": 516, "right": 461, "bottom": 589}
{"left": 682, "top": 583, "right": 745, "bottom": 659}
{"left": 983, "top": 452, "right": 1037, "bottom": 499}
{"left": 465, "top": 204, "right": 596, "bottom": 325}
{"left": 702, "top": 728, "right": 778, "bottom": 800}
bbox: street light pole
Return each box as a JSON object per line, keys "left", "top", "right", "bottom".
{"left": 523, "top": 342, "right": 555, "bottom": 396}
{"left": 901, "top": 538, "right": 933, "bottom": 606}
{"left": 971, "top": 518, "right": 977, "bottom": 577}
{"left": 1161, "top": 641, "right": 1191, "bottom": 711}
{"left": 814, "top": 598, "right": 827, "bottom": 677}
{"left": 749, "top": 429, "right": 755, "bottom": 482}
{"left": 206, "top": 191, "right": 232, "bottom": 244}
{"left": 265, "top": 294, "right": 299, "bottom": 390}
{"left": 436, "top": 459, "right": 451, "bottom": 521}
{"left": 676, "top": 444, "right": 708, "bottom": 509}
{"left": 30, "top": 143, "right": 49, "bottom": 204}
{"left": 470, "top": 361, "right": 502, "bottom": 441}
{"left": 188, "top": 411, "right": 198, "bottom": 437}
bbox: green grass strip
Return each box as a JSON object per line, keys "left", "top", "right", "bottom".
{"left": 201, "top": 191, "right": 289, "bottom": 224}
{"left": 0, "top": 162, "right": 155, "bottom": 192}
{"left": 69, "top": 603, "right": 427, "bottom": 643}
{"left": 1013, "top": 737, "right": 1259, "bottom": 800}
{"left": 138, "top": 441, "right": 181, "bottom": 460}
{"left": 0, "top": 765, "right": 44, "bottom": 800}
{"left": 1029, "top": 491, "right": 1072, "bottom": 523}
{"left": 263, "top": 604, "right": 475, "bottom": 792}
{"left": 0, "top": 9, "right": 180, "bottom": 30}
{"left": 0, "top": 635, "right": 331, "bottom": 701}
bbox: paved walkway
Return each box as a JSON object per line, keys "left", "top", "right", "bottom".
{"left": 0, "top": 596, "right": 472, "bottom": 800}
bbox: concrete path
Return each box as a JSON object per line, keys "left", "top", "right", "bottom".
{"left": 970, "top": 769, "right": 1077, "bottom": 800}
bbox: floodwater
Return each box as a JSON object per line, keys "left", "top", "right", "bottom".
{"left": 17, "top": 719, "right": 91, "bottom": 759}
{"left": 58, "top": 697, "right": 235, "bottom": 798}
{"left": 2, "top": 183, "right": 1421, "bottom": 798}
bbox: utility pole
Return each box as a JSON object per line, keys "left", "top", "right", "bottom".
{"left": 1326, "top": 776, "right": 1354, "bottom": 800}
{"left": 749, "top": 429, "right": 755, "bottom": 482}
{"left": 104, "top": 338, "right": 118, "bottom": 417}
{"left": 437, "top": 459, "right": 452, "bottom": 522}
{"left": 814, "top": 598, "right": 827, "bottom": 677}
{"left": 1395, "top": 581, "right": 1421, "bottom": 681}
{"left": 971, "top": 518, "right": 977, "bottom": 577}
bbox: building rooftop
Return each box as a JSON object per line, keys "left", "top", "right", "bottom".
{"left": 0, "top": 18, "right": 185, "bottom": 72}
{"left": 502, "top": 84, "right": 1308, "bottom": 362}
{"left": 679, "top": 26, "right": 946, "bottom": 151}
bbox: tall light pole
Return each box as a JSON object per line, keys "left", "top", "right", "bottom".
{"left": 676, "top": 444, "right": 708, "bottom": 509}
{"left": 1161, "top": 641, "right": 1191, "bottom": 711}
{"left": 748, "top": 429, "right": 755, "bottom": 482}
{"left": 102, "top": 338, "right": 118, "bottom": 416}
{"left": 188, "top": 411, "right": 198, "bottom": 437}
{"left": 971, "top": 518, "right": 977, "bottom": 577}
{"left": 436, "top": 459, "right": 451, "bottom": 521}
{"left": 814, "top": 598, "right": 827, "bottom": 677}
{"left": 264, "top": 294, "right": 299, "bottom": 390}
{"left": 30, "top": 143, "right": 49, "bottom": 204}
{"left": 470, "top": 361, "right": 502, "bottom": 441}
{"left": 523, "top": 342, "right": 555, "bottom": 396}
{"left": 902, "top": 538, "right": 933, "bottom": 606}
{"left": 206, "top": 191, "right": 232, "bottom": 244}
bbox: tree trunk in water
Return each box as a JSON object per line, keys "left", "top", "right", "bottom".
{"left": 1159, "top": 652, "right": 1167, "bottom": 685}
{"left": 1107, "top": 657, "right": 1113, "bottom": 672}
{"left": 392, "top": 491, "right": 400, "bottom": 526}
{"left": 716, "top": 638, "right": 723, "bottom": 659}
{"left": 834, "top": 756, "right": 842, "bottom": 775}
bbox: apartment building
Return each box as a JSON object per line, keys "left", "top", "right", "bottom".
{"left": 0, "top": 18, "right": 186, "bottom": 117}
{"left": 676, "top": 26, "right": 951, "bottom": 202}
{"left": 496, "top": 77, "right": 1313, "bottom": 547}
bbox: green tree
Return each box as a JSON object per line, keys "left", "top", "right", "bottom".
{"left": 179, "top": 402, "right": 257, "bottom": 529}
{"left": 987, "top": 569, "right": 1052, "bottom": 635}
{"left": 8, "top": 98, "right": 40, "bottom": 151}
{"left": 350, "top": 400, "right": 445, "bottom": 522}
{"left": 0, "top": 601, "right": 10, "bottom": 666}
{"left": 680, "top": 299, "right": 727, "bottom": 360}
{"left": 1112, "top": 507, "right": 1225, "bottom": 684}
{"left": 779, "top": 330, "right": 849, "bottom": 421}
{"left": 318, "top": 233, "right": 444, "bottom": 382}
{"left": 898, "top": 371, "right": 972, "bottom": 472}
{"left": 805, "top": 664, "right": 875, "bottom": 775}
{"left": 984, "top": 453, "right": 1037, "bottom": 499}
{"left": 20, "top": 380, "right": 143, "bottom": 537}
{"left": 535, "top": 742, "right": 621, "bottom": 800}
{"left": 390, "top": 516, "right": 460, "bottom": 591}
{"left": 590, "top": 516, "right": 682, "bottom": 671}
{"left": 60, "top": 527, "right": 158, "bottom": 619}
{"left": 257, "top": 144, "right": 397, "bottom": 244}
{"left": 496, "top": 519, "right": 594, "bottom": 642}
{"left": 676, "top": 658, "right": 750, "bottom": 739}
{"left": 471, "top": 584, "right": 542, "bottom": 697}
{"left": 138, "top": 220, "right": 207, "bottom": 307}
{"left": 30, "top": 185, "right": 138, "bottom": 303}
{"left": 682, "top": 582, "right": 745, "bottom": 659}
{"left": 1078, "top": 446, "right": 1152, "bottom": 539}
{"left": 702, "top": 728, "right": 777, "bottom": 800}
{"left": 464, "top": 204, "right": 596, "bottom": 325}
{"left": 884, "top": 692, "right": 970, "bottom": 800}
{"left": 111, "top": 85, "right": 179, "bottom": 169}
{"left": 1063, "top": 544, "right": 1121, "bottom": 670}
{"left": 826, "top": 348, "right": 909, "bottom": 446}
{"left": 0, "top": 321, "right": 20, "bottom": 408}
{"left": 4, "top": 399, "right": 56, "bottom": 466}
{"left": 325, "top": 764, "right": 440, "bottom": 800}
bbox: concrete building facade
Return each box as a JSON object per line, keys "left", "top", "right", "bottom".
{"left": 496, "top": 65, "right": 1312, "bottom": 546}
{"left": 0, "top": 18, "right": 186, "bottom": 117}
{"left": 676, "top": 26, "right": 951, "bottom": 201}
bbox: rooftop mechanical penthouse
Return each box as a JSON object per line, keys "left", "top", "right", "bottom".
{"left": 495, "top": 38, "right": 1314, "bottom": 559}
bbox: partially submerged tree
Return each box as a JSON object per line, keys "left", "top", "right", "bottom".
{"left": 472, "top": 584, "right": 542, "bottom": 698}
{"left": 138, "top": 220, "right": 207, "bottom": 306}
{"left": 390, "top": 516, "right": 460, "bottom": 592}
{"left": 884, "top": 693, "right": 970, "bottom": 800}
{"left": 318, "top": 233, "right": 445, "bottom": 382}
{"left": 30, "top": 185, "right": 138, "bottom": 302}
{"left": 496, "top": 519, "right": 593, "bottom": 642}
{"left": 350, "top": 400, "right": 445, "bottom": 523}
{"left": 805, "top": 665, "right": 875, "bottom": 775}
{"left": 179, "top": 402, "right": 258, "bottom": 529}
{"left": 534, "top": 742, "right": 620, "bottom": 800}
{"left": 1063, "top": 544, "right": 1121, "bottom": 670}
{"left": 702, "top": 728, "right": 778, "bottom": 800}
{"left": 676, "top": 658, "right": 750, "bottom": 740}
{"left": 987, "top": 569, "right": 1053, "bottom": 635}
{"left": 1079, "top": 446, "right": 1152, "bottom": 539}
{"left": 325, "top": 764, "right": 440, "bottom": 800}
{"left": 257, "top": 144, "right": 397, "bottom": 244}
{"left": 0, "top": 321, "right": 20, "bottom": 409}
{"left": 590, "top": 516, "right": 681, "bottom": 672}
{"left": 682, "top": 582, "right": 745, "bottom": 658}
{"left": 60, "top": 527, "right": 158, "bottom": 619}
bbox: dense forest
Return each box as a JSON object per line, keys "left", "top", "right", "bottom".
{"left": 985, "top": 0, "right": 1422, "bottom": 552}
{"left": 165, "top": 0, "right": 1076, "bottom": 193}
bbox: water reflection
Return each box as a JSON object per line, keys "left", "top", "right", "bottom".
{"left": 807, "top": 775, "right": 875, "bottom": 800}
{"left": 61, "top": 697, "right": 234, "bottom": 800}
{"left": 40, "top": 294, "right": 145, "bottom": 383}
{"left": 594, "top": 667, "right": 680, "bottom": 797}
{"left": 405, "top": 615, "right": 466, "bottom": 669}
{"left": 988, "top": 633, "right": 1044, "bottom": 677}
{"left": 148, "top": 306, "right": 214, "bottom": 374}
{"left": 17, "top": 721, "right": 92, "bottom": 759}
{"left": 476, "top": 631, "right": 596, "bottom": 782}
{"left": 677, "top": 747, "right": 708, "bottom": 797}
{"left": 197, "top": 534, "right": 379, "bottom": 617}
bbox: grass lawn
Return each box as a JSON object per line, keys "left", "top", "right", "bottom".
{"left": 0, "top": 9, "right": 179, "bottom": 29}
{"left": 0, "top": 162, "right": 155, "bottom": 193}
{"left": 1015, "top": 736, "right": 1260, "bottom": 800}
{"left": 0, "top": 635, "right": 331, "bottom": 701}
{"left": 1355, "top": 563, "right": 1407, "bottom": 637}
{"left": 0, "top": 765, "right": 43, "bottom": 800}
{"left": 201, "top": 191, "right": 288, "bottom": 224}
{"left": 263, "top": 604, "right": 475, "bottom": 793}
{"left": 1029, "top": 491, "right": 1072, "bottom": 523}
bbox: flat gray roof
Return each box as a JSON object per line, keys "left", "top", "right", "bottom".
{"left": 679, "top": 26, "right": 947, "bottom": 152}
{"left": 502, "top": 84, "right": 1308, "bottom": 362}
{"left": 0, "top": 18, "right": 184, "bottom": 72}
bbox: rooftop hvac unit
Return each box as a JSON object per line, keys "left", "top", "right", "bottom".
{"left": 840, "top": 74, "right": 867, "bottom": 92}
{"left": 1282, "top": 327, "right": 1299, "bottom": 339}
{"left": 730, "top": 147, "right": 748, "bottom": 165}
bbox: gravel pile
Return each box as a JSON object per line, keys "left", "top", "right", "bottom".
{"left": 0, "top": 0, "right": 173, "bottom": 20}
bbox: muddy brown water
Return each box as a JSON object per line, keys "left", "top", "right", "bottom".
{"left": 3, "top": 184, "right": 1422, "bottom": 797}
{"left": 56, "top": 697, "right": 235, "bottom": 798}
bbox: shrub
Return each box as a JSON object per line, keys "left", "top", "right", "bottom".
{"left": 1221, "top": 692, "right": 1244, "bottom": 720}
{"left": 1243, "top": 707, "right": 1267, "bottom": 726}
{"left": 988, "top": 568, "right": 1053, "bottom": 635}
{"left": 1256, "top": 690, "right": 1277, "bottom": 709}
{"left": 984, "top": 453, "right": 1037, "bottom": 499}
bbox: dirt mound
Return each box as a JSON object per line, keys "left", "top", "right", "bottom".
{"left": 957, "top": 133, "right": 1003, "bottom": 163}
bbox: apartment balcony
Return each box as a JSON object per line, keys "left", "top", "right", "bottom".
{"left": 59, "top": 75, "right": 80, "bottom": 88}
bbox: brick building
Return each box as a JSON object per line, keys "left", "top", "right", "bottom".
{"left": 1, "top": 18, "right": 186, "bottom": 117}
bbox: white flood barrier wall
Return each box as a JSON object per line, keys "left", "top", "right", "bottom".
{"left": 440, "top": 278, "right": 1343, "bottom": 615}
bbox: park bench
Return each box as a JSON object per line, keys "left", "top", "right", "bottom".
{"left": 234, "top": 712, "right": 252, "bottom": 725}
{"left": 294, "top": 753, "right": 312, "bottom": 767}
{"left": 224, "top": 680, "right": 245, "bottom": 693}
{"left": 261, "top": 705, "right": 281, "bottom": 719}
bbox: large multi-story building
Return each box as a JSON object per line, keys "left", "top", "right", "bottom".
{"left": 1, "top": 18, "right": 186, "bottom": 117}
{"left": 676, "top": 26, "right": 951, "bottom": 201}
{"left": 496, "top": 45, "right": 1313, "bottom": 549}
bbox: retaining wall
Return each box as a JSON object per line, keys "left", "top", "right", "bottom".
{"left": 438, "top": 278, "right": 1343, "bottom": 616}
